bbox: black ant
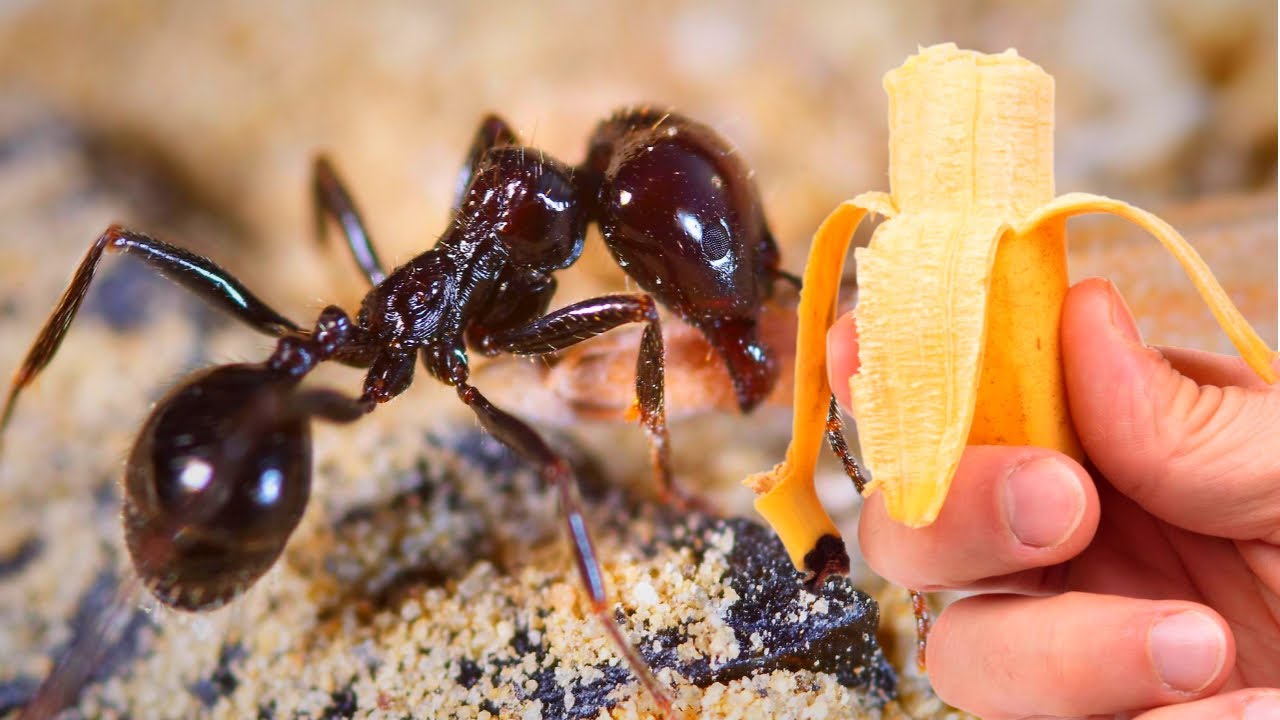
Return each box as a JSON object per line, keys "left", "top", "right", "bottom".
{"left": 3, "top": 107, "right": 856, "bottom": 717}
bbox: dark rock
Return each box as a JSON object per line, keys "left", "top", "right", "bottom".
{"left": 477, "top": 515, "right": 895, "bottom": 719}
{"left": 684, "top": 517, "right": 895, "bottom": 700}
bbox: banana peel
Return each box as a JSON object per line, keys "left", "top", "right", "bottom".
{"left": 748, "top": 43, "right": 1278, "bottom": 573}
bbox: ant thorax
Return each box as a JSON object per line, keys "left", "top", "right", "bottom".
{"left": 357, "top": 251, "right": 461, "bottom": 353}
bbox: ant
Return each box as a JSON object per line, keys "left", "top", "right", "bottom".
{"left": 2, "top": 107, "right": 857, "bottom": 717}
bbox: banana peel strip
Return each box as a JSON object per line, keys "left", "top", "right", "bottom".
{"left": 745, "top": 192, "right": 893, "bottom": 569}
{"left": 1018, "top": 193, "right": 1278, "bottom": 384}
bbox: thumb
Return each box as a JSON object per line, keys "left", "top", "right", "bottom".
{"left": 826, "top": 310, "right": 860, "bottom": 414}
{"left": 1061, "top": 277, "right": 1280, "bottom": 541}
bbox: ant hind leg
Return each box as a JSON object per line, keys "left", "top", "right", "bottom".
{"left": 312, "top": 156, "right": 388, "bottom": 286}
{"left": 454, "top": 381, "right": 676, "bottom": 718}
{"left": 2, "top": 225, "right": 299, "bottom": 439}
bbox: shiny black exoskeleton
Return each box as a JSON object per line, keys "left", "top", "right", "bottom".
{"left": 582, "top": 109, "right": 784, "bottom": 409}
{"left": 123, "top": 364, "right": 312, "bottom": 609}
{"left": 2, "top": 108, "right": 808, "bottom": 715}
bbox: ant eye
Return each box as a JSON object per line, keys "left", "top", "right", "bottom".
{"left": 123, "top": 364, "right": 312, "bottom": 610}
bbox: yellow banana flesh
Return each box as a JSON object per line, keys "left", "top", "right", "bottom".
{"left": 749, "top": 43, "right": 1278, "bottom": 570}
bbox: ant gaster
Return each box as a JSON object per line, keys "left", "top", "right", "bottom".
{"left": 2, "top": 108, "right": 854, "bottom": 715}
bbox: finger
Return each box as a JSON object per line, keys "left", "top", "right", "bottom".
{"left": 1062, "top": 277, "right": 1280, "bottom": 541}
{"left": 826, "top": 310, "right": 859, "bottom": 413}
{"left": 859, "top": 446, "right": 1098, "bottom": 592}
{"left": 1134, "top": 689, "right": 1280, "bottom": 720}
{"left": 1157, "top": 345, "right": 1278, "bottom": 391}
{"left": 927, "top": 593, "right": 1234, "bottom": 720}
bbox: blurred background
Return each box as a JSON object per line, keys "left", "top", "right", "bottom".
{"left": 0, "top": 0, "right": 1273, "bottom": 315}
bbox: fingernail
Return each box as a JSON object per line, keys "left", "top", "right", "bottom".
{"left": 1105, "top": 280, "right": 1142, "bottom": 344}
{"left": 1148, "top": 611, "right": 1226, "bottom": 693}
{"left": 1002, "top": 456, "right": 1085, "bottom": 548}
{"left": 1246, "top": 694, "right": 1280, "bottom": 720}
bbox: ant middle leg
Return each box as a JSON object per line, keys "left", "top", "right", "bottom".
{"left": 454, "top": 380, "right": 675, "bottom": 718}
{"left": 477, "top": 293, "right": 703, "bottom": 509}
{"left": 312, "top": 156, "right": 387, "bottom": 286}
{"left": 2, "top": 225, "right": 300, "bottom": 437}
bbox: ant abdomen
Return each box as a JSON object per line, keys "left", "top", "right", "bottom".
{"left": 123, "top": 363, "right": 312, "bottom": 611}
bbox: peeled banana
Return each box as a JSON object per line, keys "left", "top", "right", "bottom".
{"left": 748, "top": 43, "right": 1278, "bottom": 572}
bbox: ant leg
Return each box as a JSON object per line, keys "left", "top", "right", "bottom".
{"left": 312, "top": 156, "right": 387, "bottom": 286}
{"left": 454, "top": 381, "right": 675, "bottom": 717}
{"left": 910, "top": 589, "right": 933, "bottom": 672}
{"left": 825, "top": 395, "right": 866, "bottom": 493}
{"left": 2, "top": 225, "right": 300, "bottom": 436}
{"left": 360, "top": 350, "right": 416, "bottom": 404}
{"left": 452, "top": 114, "right": 518, "bottom": 210}
{"left": 478, "top": 294, "right": 695, "bottom": 509}
{"left": 824, "top": 395, "right": 933, "bottom": 666}
{"left": 290, "top": 387, "right": 377, "bottom": 423}
{"left": 754, "top": 224, "right": 803, "bottom": 292}
{"left": 774, "top": 268, "right": 803, "bottom": 291}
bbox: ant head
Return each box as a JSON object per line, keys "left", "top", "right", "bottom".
{"left": 588, "top": 111, "right": 781, "bottom": 412}
{"left": 458, "top": 146, "right": 587, "bottom": 271}
{"left": 123, "top": 363, "right": 311, "bottom": 611}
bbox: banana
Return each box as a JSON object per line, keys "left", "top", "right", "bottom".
{"left": 748, "top": 43, "right": 1278, "bottom": 572}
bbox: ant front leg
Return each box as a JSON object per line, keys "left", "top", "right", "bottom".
{"left": 2, "top": 225, "right": 300, "bottom": 437}
{"left": 478, "top": 293, "right": 698, "bottom": 509}
{"left": 452, "top": 114, "right": 519, "bottom": 211}
{"left": 312, "top": 156, "right": 388, "bottom": 286}
{"left": 454, "top": 381, "right": 675, "bottom": 718}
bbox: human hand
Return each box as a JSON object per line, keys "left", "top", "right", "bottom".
{"left": 828, "top": 276, "right": 1280, "bottom": 719}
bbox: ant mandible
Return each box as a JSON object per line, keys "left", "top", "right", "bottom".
{"left": 2, "top": 108, "right": 855, "bottom": 716}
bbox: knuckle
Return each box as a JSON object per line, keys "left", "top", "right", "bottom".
{"left": 1102, "top": 356, "right": 1212, "bottom": 503}
{"left": 1161, "top": 385, "right": 1267, "bottom": 486}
